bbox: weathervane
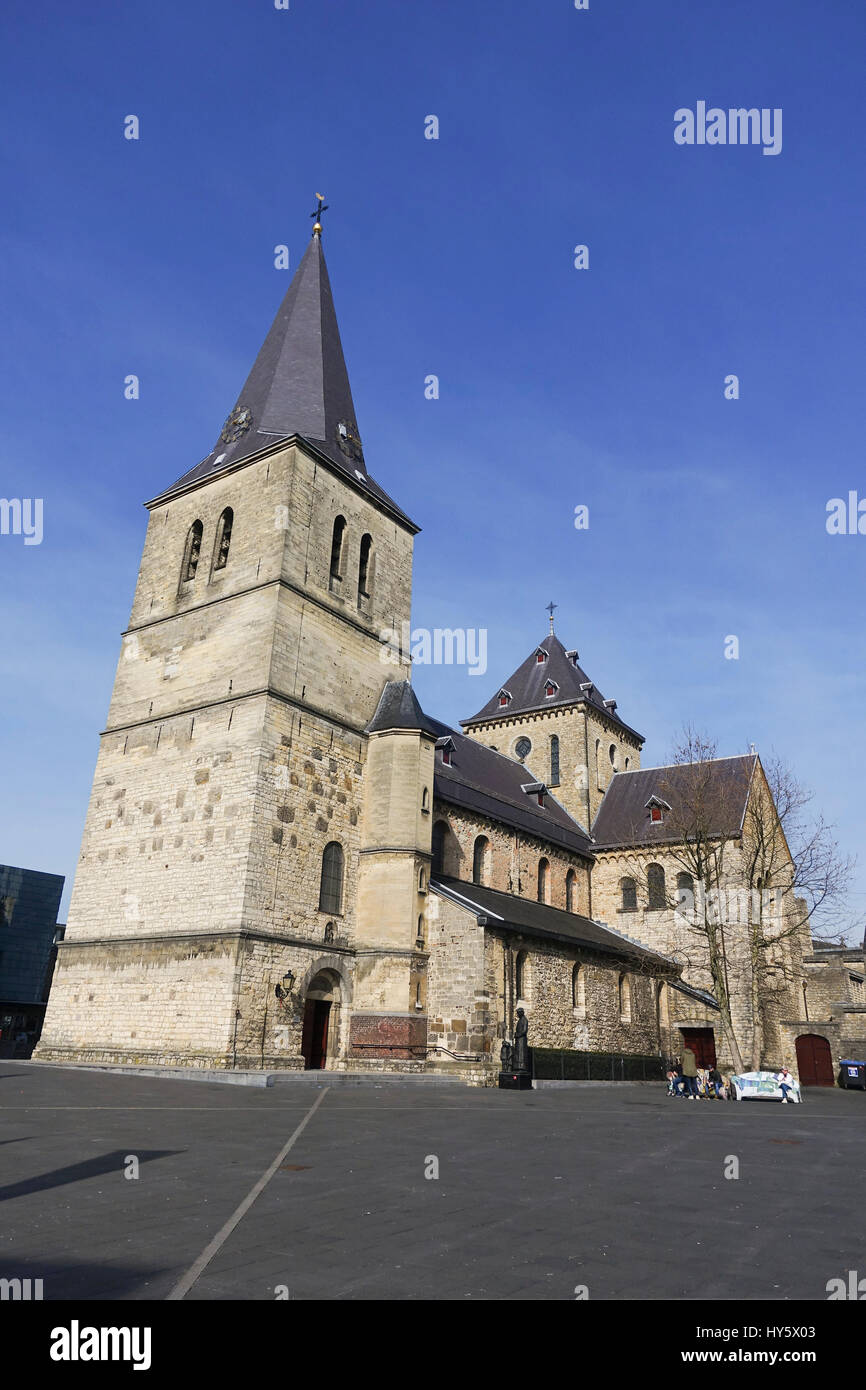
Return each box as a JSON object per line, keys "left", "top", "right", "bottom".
{"left": 310, "top": 192, "right": 329, "bottom": 236}
{"left": 546, "top": 600, "right": 558, "bottom": 634}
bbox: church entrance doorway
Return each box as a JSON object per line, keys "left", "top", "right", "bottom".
{"left": 679, "top": 1027, "right": 716, "bottom": 1069}
{"left": 299, "top": 969, "right": 343, "bottom": 1070}
{"left": 301, "top": 999, "right": 331, "bottom": 1070}
{"left": 795, "top": 1033, "right": 834, "bottom": 1086}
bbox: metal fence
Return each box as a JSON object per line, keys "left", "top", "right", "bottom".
{"left": 531, "top": 1048, "right": 667, "bottom": 1082}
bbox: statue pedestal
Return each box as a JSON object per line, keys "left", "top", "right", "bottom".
{"left": 498, "top": 1071, "right": 533, "bottom": 1090}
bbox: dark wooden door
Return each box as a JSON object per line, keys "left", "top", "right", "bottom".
{"left": 795, "top": 1033, "right": 833, "bottom": 1086}
{"left": 680, "top": 1028, "right": 717, "bottom": 1069}
{"left": 302, "top": 999, "right": 331, "bottom": 1070}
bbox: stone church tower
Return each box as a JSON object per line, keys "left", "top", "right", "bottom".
{"left": 37, "top": 223, "right": 422, "bottom": 1069}
{"left": 461, "top": 628, "right": 644, "bottom": 832}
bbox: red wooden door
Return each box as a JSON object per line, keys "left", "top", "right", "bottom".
{"left": 795, "top": 1033, "right": 833, "bottom": 1086}
{"left": 680, "top": 1028, "right": 717, "bottom": 1069}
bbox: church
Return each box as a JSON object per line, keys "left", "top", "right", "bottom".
{"left": 36, "top": 214, "right": 866, "bottom": 1086}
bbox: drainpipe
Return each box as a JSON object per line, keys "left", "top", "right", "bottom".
{"left": 582, "top": 706, "right": 591, "bottom": 831}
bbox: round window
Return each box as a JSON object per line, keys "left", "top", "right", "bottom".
{"left": 515, "top": 737, "right": 532, "bottom": 760}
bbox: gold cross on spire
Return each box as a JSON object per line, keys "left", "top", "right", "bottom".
{"left": 546, "top": 600, "right": 557, "bottom": 635}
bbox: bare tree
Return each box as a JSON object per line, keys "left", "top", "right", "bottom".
{"left": 740, "top": 753, "right": 857, "bottom": 1067}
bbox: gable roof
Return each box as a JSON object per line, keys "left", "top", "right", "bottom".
{"left": 462, "top": 634, "right": 643, "bottom": 742}
{"left": 431, "top": 876, "right": 675, "bottom": 971}
{"left": 149, "top": 232, "right": 415, "bottom": 528}
{"left": 429, "top": 720, "right": 594, "bottom": 858}
{"left": 591, "top": 755, "right": 757, "bottom": 849}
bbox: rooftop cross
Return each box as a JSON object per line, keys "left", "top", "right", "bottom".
{"left": 310, "top": 192, "right": 329, "bottom": 236}
{"left": 546, "top": 600, "right": 558, "bottom": 634}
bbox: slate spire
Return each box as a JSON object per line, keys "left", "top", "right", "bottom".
{"left": 160, "top": 217, "right": 413, "bottom": 525}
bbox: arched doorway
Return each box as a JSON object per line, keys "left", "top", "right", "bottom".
{"left": 795, "top": 1033, "right": 834, "bottom": 1087}
{"left": 301, "top": 970, "right": 342, "bottom": 1070}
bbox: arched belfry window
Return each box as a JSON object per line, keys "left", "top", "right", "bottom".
{"left": 537, "top": 858, "right": 550, "bottom": 904}
{"left": 330, "top": 515, "right": 346, "bottom": 587}
{"left": 213, "top": 508, "right": 233, "bottom": 572}
{"left": 182, "top": 520, "right": 203, "bottom": 583}
{"left": 358, "top": 533, "right": 374, "bottom": 605}
{"left": 319, "top": 842, "right": 344, "bottom": 915}
{"left": 549, "top": 735, "right": 560, "bottom": 786}
{"left": 566, "top": 868, "right": 577, "bottom": 913}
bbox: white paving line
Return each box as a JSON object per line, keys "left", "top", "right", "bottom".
{"left": 165, "top": 1086, "right": 330, "bottom": 1301}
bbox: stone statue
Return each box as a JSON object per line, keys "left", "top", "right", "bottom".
{"left": 500, "top": 1038, "right": 513, "bottom": 1070}
{"left": 513, "top": 1008, "right": 529, "bottom": 1073}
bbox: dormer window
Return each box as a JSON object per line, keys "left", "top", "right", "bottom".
{"left": 604, "top": 698, "right": 617, "bottom": 713}
{"left": 645, "top": 795, "right": 671, "bottom": 825}
{"left": 498, "top": 688, "right": 512, "bottom": 708}
{"left": 521, "top": 780, "right": 547, "bottom": 808}
{"left": 579, "top": 681, "right": 594, "bottom": 699}
{"left": 436, "top": 736, "right": 455, "bottom": 767}
{"left": 566, "top": 649, "right": 579, "bottom": 665}
{"left": 535, "top": 648, "right": 547, "bottom": 664}
{"left": 544, "top": 681, "right": 558, "bottom": 699}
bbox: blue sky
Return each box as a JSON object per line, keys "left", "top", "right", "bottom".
{"left": 1, "top": 0, "right": 864, "bottom": 928}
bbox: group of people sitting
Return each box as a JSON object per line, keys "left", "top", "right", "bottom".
{"left": 666, "top": 1049, "right": 726, "bottom": 1099}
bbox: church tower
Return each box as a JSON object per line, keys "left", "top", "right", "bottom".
{"left": 461, "top": 622, "right": 644, "bottom": 832}
{"left": 37, "top": 215, "right": 419, "bottom": 1070}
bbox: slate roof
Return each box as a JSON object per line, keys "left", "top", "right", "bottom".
{"left": 591, "top": 755, "right": 757, "bottom": 850}
{"left": 150, "top": 233, "right": 416, "bottom": 528}
{"left": 428, "top": 720, "right": 594, "bottom": 858}
{"left": 431, "top": 876, "right": 676, "bottom": 971}
{"left": 366, "top": 681, "right": 441, "bottom": 739}
{"left": 462, "top": 634, "right": 643, "bottom": 742}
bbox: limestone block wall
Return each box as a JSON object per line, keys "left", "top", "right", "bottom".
{"left": 426, "top": 891, "right": 667, "bottom": 1063}
{"left": 425, "top": 892, "right": 490, "bottom": 1058}
{"left": 38, "top": 935, "right": 240, "bottom": 1065}
{"left": 242, "top": 695, "right": 366, "bottom": 944}
{"left": 431, "top": 801, "right": 591, "bottom": 916}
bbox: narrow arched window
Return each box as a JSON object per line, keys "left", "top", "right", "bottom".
{"left": 431, "top": 820, "right": 447, "bottom": 876}
{"left": 213, "top": 508, "right": 233, "bottom": 571}
{"left": 648, "top": 863, "right": 666, "bottom": 911}
{"left": 358, "top": 533, "right": 373, "bottom": 603}
{"left": 549, "top": 734, "right": 560, "bottom": 786}
{"left": 537, "top": 858, "right": 550, "bottom": 904}
{"left": 566, "top": 868, "right": 577, "bottom": 913}
{"left": 421, "top": 786, "right": 429, "bottom": 812}
{"left": 515, "top": 950, "right": 529, "bottom": 1001}
{"left": 619, "top": 973, "right": 631, "bottom": 1022}
{"left": 182, "top": 520, "right": 203, "bottom": 583}
{"left": 676, "top": 871, "right": 695, "bottom": 917}
{"left": 418, "top": 866, "right": 427, "bottom": 893}
{"left": 319, "top": 842, "right": 344, "bottom": 914}
{"left": 621, "top": 877, "right": 637, "bottom": 912}
{"left": 329, "top": 515, "right": 346, "bottom": 585}
{"left": 472, "top": 836, "right": 490, "bottom": 887}
{"left": 596, "top": 738, "right": 603, "bottom": 787}
{"left": 573, "top": 964, "right": 586, "bottom": 1011}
